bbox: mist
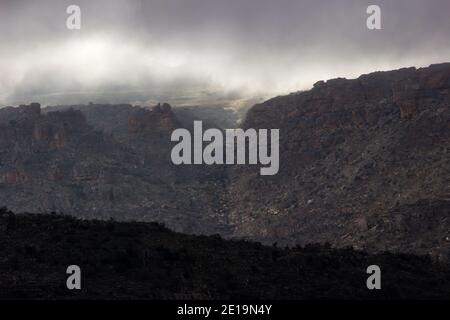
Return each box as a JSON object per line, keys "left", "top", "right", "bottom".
{"left": 1, "top": 0, "right": 449, "bottom": 107}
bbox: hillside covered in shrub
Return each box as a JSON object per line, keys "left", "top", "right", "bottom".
{"left": 0, "top": 208, "right": 449, "bottom": 300}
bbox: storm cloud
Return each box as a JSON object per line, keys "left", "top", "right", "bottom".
{"left": 0, "top": 0, "right": 449, "bottom": 106}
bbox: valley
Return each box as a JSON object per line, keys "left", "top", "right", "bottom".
{"left": 0, "top": 63, "right": 449, "bottom": 261}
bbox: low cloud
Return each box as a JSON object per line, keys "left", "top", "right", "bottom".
{"left": 1, "top": 0, "right": 449, "bottom": 107}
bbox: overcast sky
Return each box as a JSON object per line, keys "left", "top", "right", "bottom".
{"left": 1, "top": 0, "right": 449, "bottom": 106}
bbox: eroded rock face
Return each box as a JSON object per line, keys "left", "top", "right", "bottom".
{"left": 128, "top": 103, "right": 178, "bottom": 134}
{"left": 228, "top": 63, "right": 450, "bottom": 258}
{"left": 0, "top": 103, "right": 231, "bottom": 236}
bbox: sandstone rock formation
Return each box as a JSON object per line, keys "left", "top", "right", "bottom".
{"left": 0, "top": 103, "right": 230, "bottom": 236}
{"left": 229, "top": 63, "right": 450, "bottom": 259}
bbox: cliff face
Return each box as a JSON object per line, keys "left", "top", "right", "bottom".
{"left": 229, "top": 63, "right": 450, "bottom": 259}
{"left": 0, "top": 103, "right": 230, "bottom": 236}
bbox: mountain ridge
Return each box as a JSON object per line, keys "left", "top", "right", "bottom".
{"left": 229, "top": 63, "right": 450, "bottom": 259}
{"left": 0, "top": 63, "right": 449, "bottom": 259}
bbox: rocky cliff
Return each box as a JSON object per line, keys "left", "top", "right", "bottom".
{"left": 0, "top": 103, "right": 230, "bottom": 236}
{"left": 229, "top": 63, "right": 450, "bottom": 259}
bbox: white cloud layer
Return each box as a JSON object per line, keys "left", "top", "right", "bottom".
{"left": 1, "top": 0, "right": 449, "bottom": 106}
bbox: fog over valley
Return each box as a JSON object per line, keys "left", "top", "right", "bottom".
{"left": 1, "top": 0, "right": 450, "bottom": 107}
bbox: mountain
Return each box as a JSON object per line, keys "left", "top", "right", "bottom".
{"left": 0, "top": 63, "right": 449, "bottom": 260}
{"left": 0, "top": 103, "right": 230, "bottom": 236}
{"left": 229, "top": 63, "right": 450, "bottom": 259}
{"left": 1, "top": 209, "right": 449, "bottom": 299}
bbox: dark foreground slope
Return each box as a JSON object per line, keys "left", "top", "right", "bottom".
{"left": 0, "top": 209, "right": 449, "bottom": 300}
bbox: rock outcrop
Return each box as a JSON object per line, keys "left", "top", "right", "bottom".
{"left": 0, "top": 103, "right": 230, "bottom": 236}
{"left": 228, "top": 63, "right": 450, "bottom": 259}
